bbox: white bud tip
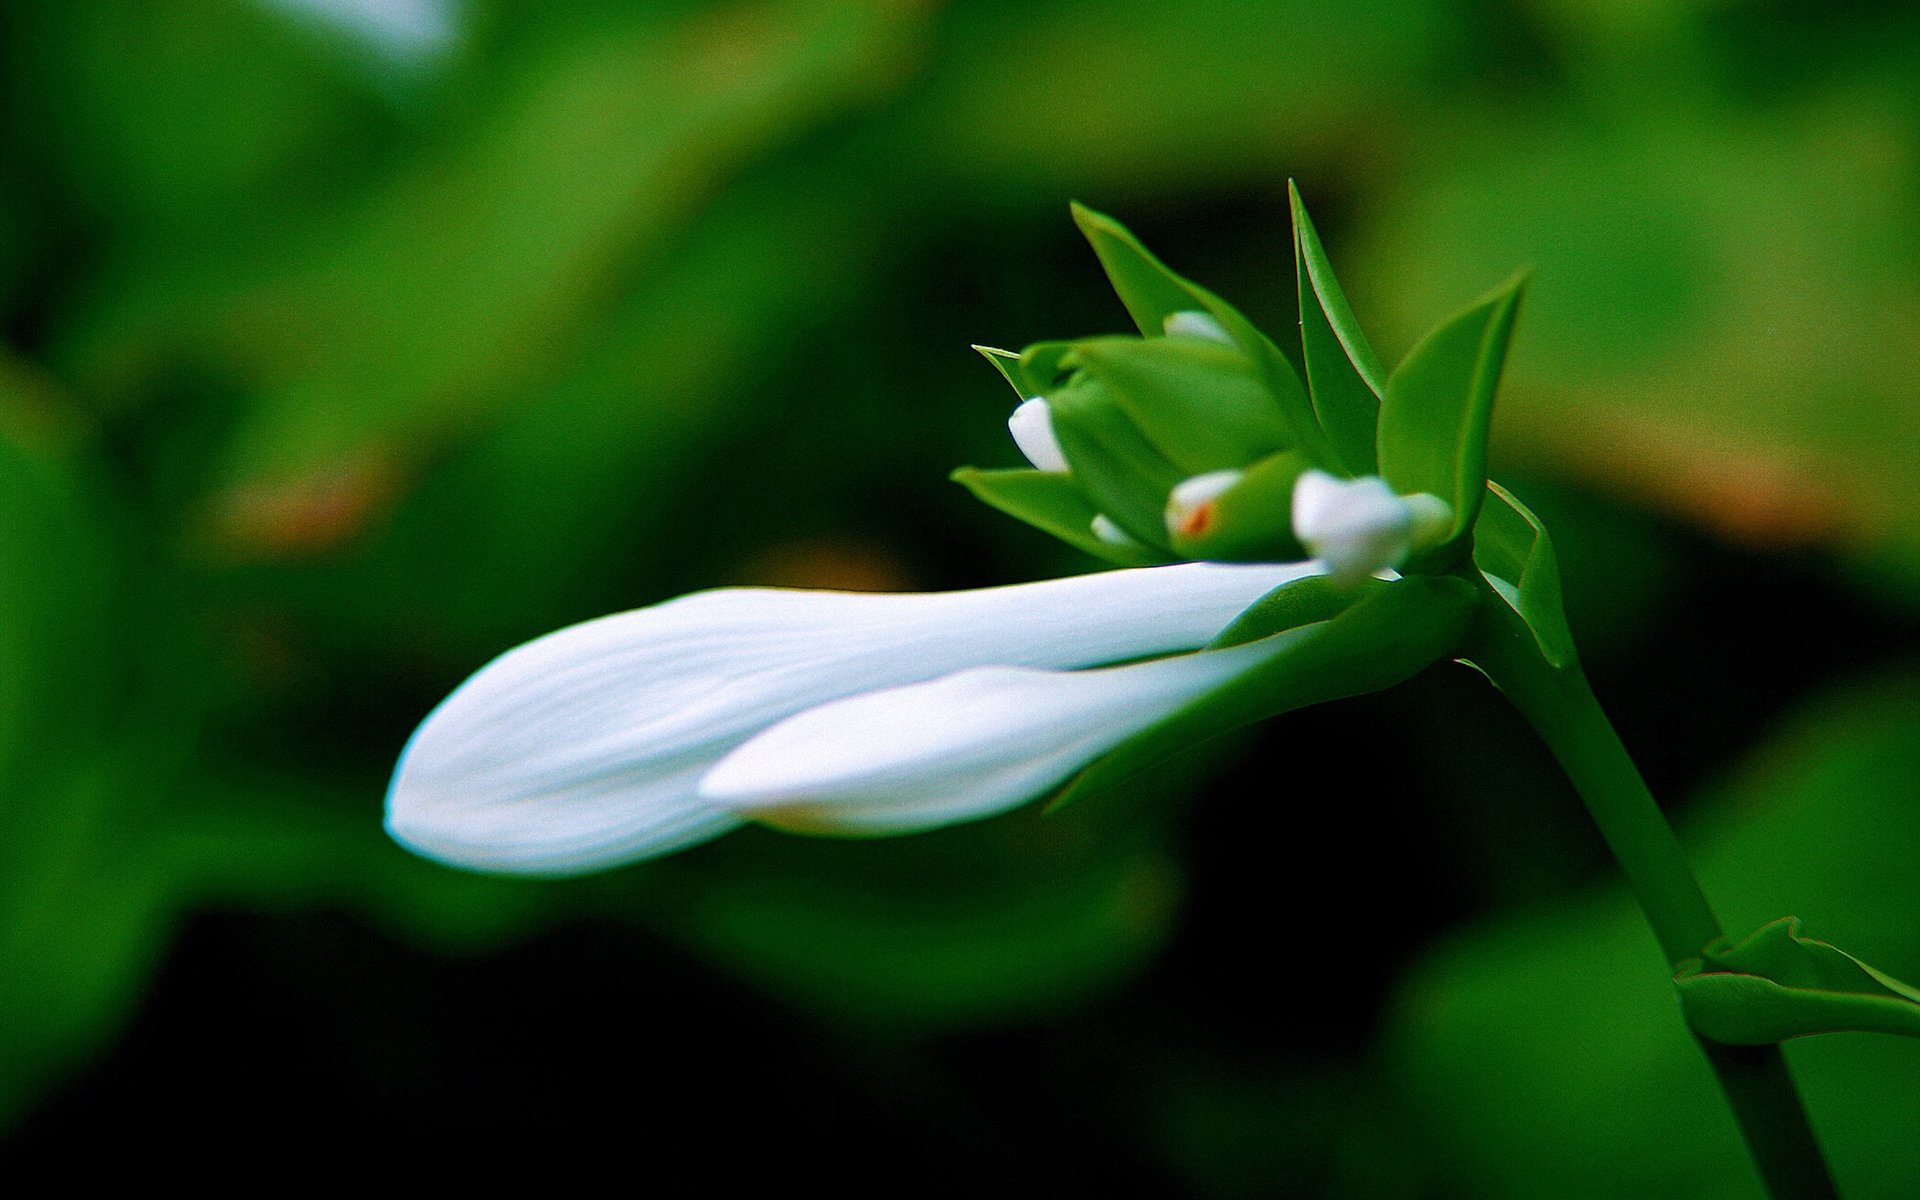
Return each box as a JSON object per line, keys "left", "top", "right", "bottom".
{"left": 1008, "top": 397, "right": 1070, "bottom": 473}
{"left": 1162, "top": 310, "right": 1235, "bottom": 345}
{"left": 1165, "top": 469, "right": 1244, "bottom": 541}
{"left": 1090, "top": 514, "right": 1143, "bottom": 548}
{"left": 1291, "top": 470, "right": 1423, "bottom": 584}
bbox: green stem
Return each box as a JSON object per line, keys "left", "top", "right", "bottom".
{"left": 1466, "top": 591, "right": 1839, "bottom": 1199}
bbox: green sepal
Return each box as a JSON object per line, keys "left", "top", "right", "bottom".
{"left": 971, "top": 345, "right": 1032, "bottom": 398}
{"left": 1047, "top": 575, "right": 1477, "bottom": 812}
{"left": 1070, "top": 336, "right": 1291, "bottom": 475}
{"left": 1068, "top": 202, "right": 1335, "bottom": 469}
{"left": 1206, "top": 574, "right": 1356, "bottom": 648}
{"left": 1471, "top": 481, "right": 1575, "bottom": 669}
{"left": 950, "top": 467, "right": 1165, "bottom": 567}
{"left": 1046, "top": 377, "right": 1183, "bottom": 552}
{"left": 1018, "top": 341, "right": 1078, "bottom": 394}
{"left": 1167, "top": 450, "right": 1310, "bottom": 563}
{"left": 1377, "top": 272, "right": 1527, "bottom": 549}
{"left": 1289, "top": 182, "right": 1384, "bottom": 475}
{"left": 1674, "top": 917, "right": 1920, "bottom": 1045}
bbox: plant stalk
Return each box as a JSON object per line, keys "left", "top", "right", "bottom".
{"left": 1466, "top": 593, "right": 1839, "bottom": 1200}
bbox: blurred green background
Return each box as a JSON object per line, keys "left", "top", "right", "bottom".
{"left": 3, "top": 0, "right": 1919, "bottom": 1192}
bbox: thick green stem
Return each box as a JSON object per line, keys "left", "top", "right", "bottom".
{"left": 1467, "top": 594, "right": 1838, "bottom": 1199}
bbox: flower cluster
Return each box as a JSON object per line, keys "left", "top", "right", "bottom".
{"left": 387, "top": 187, "right": 1534, "bottom": 875}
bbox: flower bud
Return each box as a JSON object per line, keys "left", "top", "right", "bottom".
{"left": 1162, "top": 310, "right": 1235, "bottom": 345}
{"left": 1091, "top": 514, "right": 1145, "bottom": 548}
{"left": 1008, "top": 397, "right": 1069, "bottom": 472}
{"left": 1291, "top": 470, "right": 1452, "bottom": 584}
{"left": 1164, "top": 470, "right": 1245, "bottom": 541}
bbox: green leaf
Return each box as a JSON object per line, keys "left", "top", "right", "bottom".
{"left": 951, "top": 466, "right": 1165, "bottom": 566}
{"left": 1167, "top": 450, "right": 1311, "bottom": 563}
{"left": 1017, "top": 340, "right": 1079, "bottom": 393}
{"left": 1675, "top": 917, "right": 1920, "bottom": 1045}
{"left": 1207, "top": 574, "right": 1362, "bottom": 648}
{"left": 1046, "top": 376, "right": 1184, "bottom": 551}
{"left": 971, "top": 345, "right": 1030, "bottom": 397}
{"left": 1290, "top": 181, "right": 1385, "bottom": 474}
{"left": 1071, "top": 335, "right": 1291, "bottom": 474}
{"left": 1051, "top": 575, "right": 1476, "bottom": 810}
{"left": 1471, "top": 480, "right": 1576, "bottom": 668}
{"left": 1069, "top": 202, "right": 1335, "bottom": 468}
{"left": 1377, "top": 272, "right": 1527, "bottom": 547}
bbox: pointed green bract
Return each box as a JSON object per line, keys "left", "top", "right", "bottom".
{"left": 1377, "top": 271, "right": 1526, "bottom": 550}
{"left": 1675, "top": 917, "right": 1920, "bottom": 1045}
{"left": 1048, "top": 576, "right": 1476, "bottom": 811}
{"left": 1046, "top": 379, "right": 1184, "bottom": 551}
{"left": 1071, "top": 336, "right": 1291, "bottom": 475}
{"left": 971, "top": 345, "right": 1031, "bottom": 398}
{"left": 1471, "top": 481, "right": 1575, "bottom": 668}
{"left": 1069, "top": 201, "right": 1213, "bottom": 338}
{"left": 1069, "top": 203, "right": 1335, "bottom": 468}
{"left": 951, "top": 467, "right": 1164, "bottom": 566}
{"left": 1167, "top": 450, "right": 1310, "bottom": 563}
{"left": 1290, "top": 182, "right": 1385, "bottom": 475}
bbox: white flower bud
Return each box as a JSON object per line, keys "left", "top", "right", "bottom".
{"left": 1162, "top": 310, "right": 1235, "bottom": 345}
{"left": 1008, "top": 397, "right": 1069, "bottom": 473}
{"left": 1164, "top": 469, "right": 1244, "bottom": 541}
{"left": 1291, "top": 470, "right": 1451, "bottom": 584}
{"left": 1091, "top": 514, "right": 1144, "bottom": 547}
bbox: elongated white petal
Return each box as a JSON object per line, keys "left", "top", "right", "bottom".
{"left": 387, "top": 561, "right": 1318, "bottom": 874}
{"left": 700, "top": 640, "right": 1278, "bottom": 833}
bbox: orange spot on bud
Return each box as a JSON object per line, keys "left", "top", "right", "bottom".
{"left": 1176, "top": 501, "right": 1217, "bottom": 540}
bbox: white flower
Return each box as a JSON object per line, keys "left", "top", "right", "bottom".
{"left": 1291, "top": 470, "right": 1451, "bottom": 585}
{"left": 386, "top": 561, "right": 1319, "bottom": 875}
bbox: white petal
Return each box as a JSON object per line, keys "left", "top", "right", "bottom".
{"left": 387, "top": 561, "right": 1318, "bottom": 873}
{"left": 1008, "top": 397, "right": 1070, "bottom": 472}
{"left": 699, "top": 641, "right": 1277, "bottom": 833}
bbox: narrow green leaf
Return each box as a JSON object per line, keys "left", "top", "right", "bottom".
{"left": 1290, "top": 181, "right": 1384, "bottom": 474}
{"left": 1068, "top": 203, "right": 1335, "bottom": 468}
{"left": 1471, "top": 481, "right": 1575, "bottom": 668}
{"left": 1050, "top": 576, "right": 1476, "bottom": 810}
{"left": 1069, "top": 201, "right": 1208, "bottom": 337}
{"left": 971, "top": 345, "right": 1029, "bottom": 398}
{"left": 951, "top": 467, "right": 1165, "bottom": 566}
{"left": 1378, "top": 273, "right": 1527, "bottom": 545}
{"left": 1071, "top": 336, "right": 1291, "bottom": 475}
{"left": 1207, "top": 574, "right": 1360, "bottom": 648}
{"left": 1675, "top": 917, "right": 1920, "bottom": 1045}
{"left": 1046, "top": 378, "right": 1184, "bottom": 551}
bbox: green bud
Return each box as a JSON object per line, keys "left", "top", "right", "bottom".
{"left": 1046, "top": 373, "right": 1185, "bottom": 552}
{"left": 1164, "top": 452, "right": 1311, "bottom": 562}
{"left": 1070, "top": 335, "right": 1293, "bottom": 475}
